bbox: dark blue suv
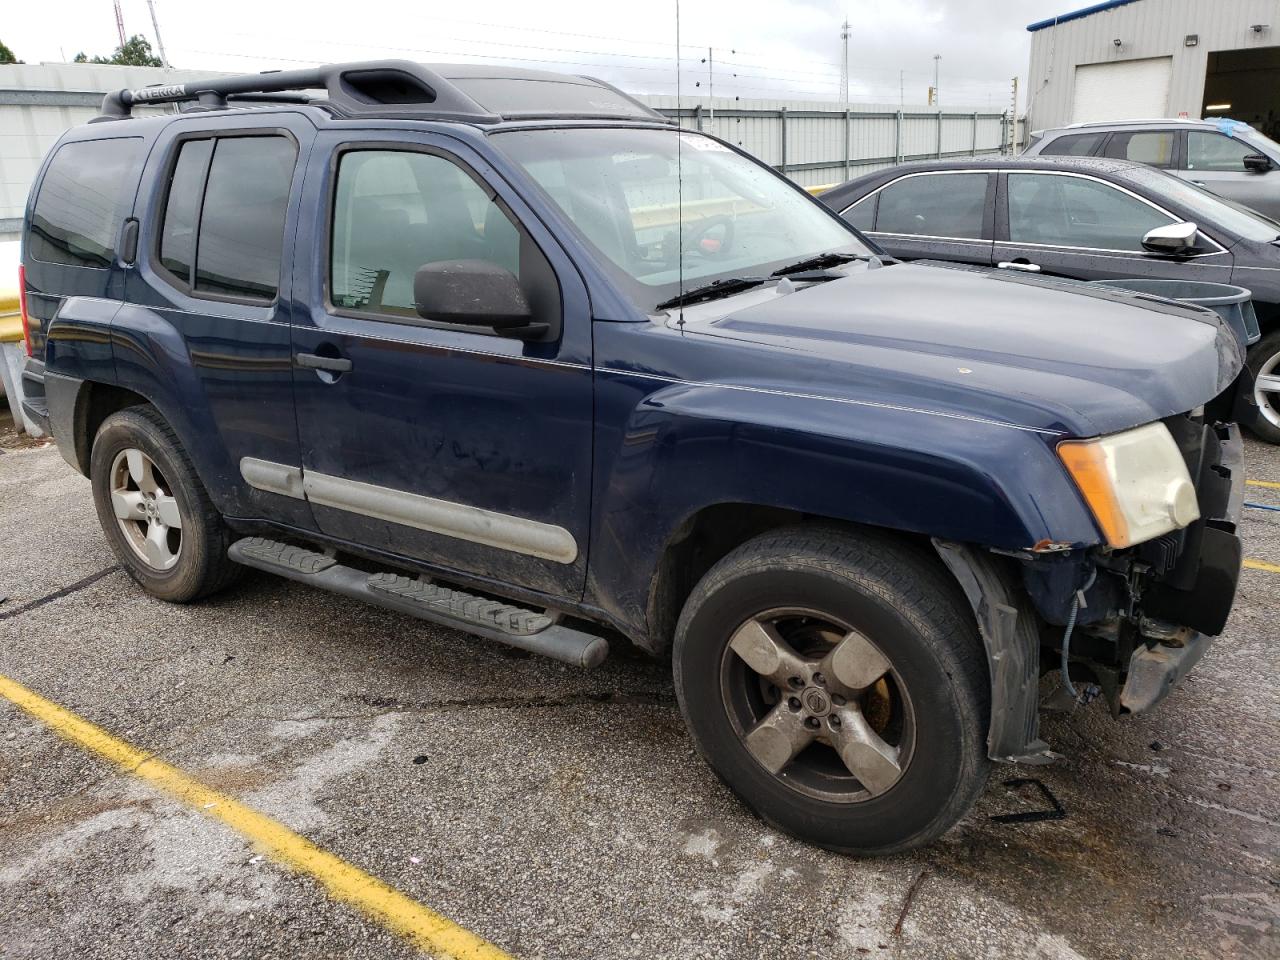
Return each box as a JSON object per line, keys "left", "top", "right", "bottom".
{"left": 17, "top": 61, "right": 1247, "bottom": 855}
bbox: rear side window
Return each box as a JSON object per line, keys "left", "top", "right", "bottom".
{"left": 1039, "top": 132, "right": 1106, "bottom": 157}
{"left": 843, "top": 196, "right": 875, "bottom": 232}
{"left": 873, "top": 173, "right": 988, "bottom": 239}
{"left": 29, "top": 138, "right": 142, "bottom": 268}
{"left": 157, "top": 134, "right": 297, "bottom": 301}
{"left": 1103, "top": 131, "right": 1174, "bottom": 168}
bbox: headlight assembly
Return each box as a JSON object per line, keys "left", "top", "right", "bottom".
{"left": 1058, "top": 423, "right": 1200, "bottom": 549}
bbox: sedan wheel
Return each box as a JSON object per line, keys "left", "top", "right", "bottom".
{"left": 1256, "top": 351, "right": 1280, "bottom": 432}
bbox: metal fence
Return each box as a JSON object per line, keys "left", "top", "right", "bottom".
{"left": 640, "top": 96, "right": 1025, "bottom": 189}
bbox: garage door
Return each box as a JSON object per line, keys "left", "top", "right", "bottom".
{"left": 1072, "top": 57, "right": 1173, "bottom": 123}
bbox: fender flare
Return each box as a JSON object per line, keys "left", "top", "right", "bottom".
{"left": 933, "top": 538, "right": 1055, "bottom": 765}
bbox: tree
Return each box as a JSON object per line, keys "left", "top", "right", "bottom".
{"left": 0, "top": 40, "right": 21, "bottom": 64}
{"left": 73, "top": 34, "right": 163, "bottom": 68}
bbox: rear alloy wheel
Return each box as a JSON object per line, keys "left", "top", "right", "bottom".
{"left": 91, "top": 405, "right": 242, "bottom": 602}
{"left": 109, "top": 447, "right": 184, "bottom": 571}
{"left": 674, "top": 526, "right": 991, "bottom": 855}
{"left": 1249, "top": 330, "right": 1280, "bottom": 444}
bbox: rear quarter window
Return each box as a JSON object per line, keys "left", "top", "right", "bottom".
{"left": 28, "top": 137, "right": 142, "bottom": 268}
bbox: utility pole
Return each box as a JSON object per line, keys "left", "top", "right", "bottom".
{"left": 899, "top": 69, "right": 904, "bottom": 108}
{"left": 113, "top": 0, "right": 126, "bottom": 47}
{"left": 1009, "top": 75, "right": 1020, "bottom": 153}
{"left": 147, "top": 0, "right": 171, "bottom": 69}
{"left": 933, "top": 54, "right": 941, "bottom": 109}
{"left": 840, "top": 19, "right": 850, "bottom": 107}
{"left": 708, "top": 47, "right": 713, "bottom": 125}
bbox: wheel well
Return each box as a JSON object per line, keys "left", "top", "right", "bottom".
{"left": 72, "top": 383, "right": 150, "bottom": 475}
{"left": 644, "top": 503, "right": 933, "bottom": 655}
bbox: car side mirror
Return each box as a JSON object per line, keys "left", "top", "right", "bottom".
{"left": 413, "top": 260, "right": 543, "bottom": 336}
{"left": 1244, "top": 153, "right": 1272, "bottom": 173}
{"left": 1141, "top": 221, "right": 1199, "bottom": 255}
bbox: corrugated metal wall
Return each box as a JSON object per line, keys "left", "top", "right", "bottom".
{"left": 638, "top": 95, "right": 1022, "bottom": 188}
{"left": 1027, "top": 0, "right": 1280, "bottom": 130}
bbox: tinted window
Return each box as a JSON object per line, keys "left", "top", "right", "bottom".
{"left": 195, "top": 137, "right": 296, "bottom": 300}
{"left": 1040, "top": 132, "right": 1106, "bottom": 157}
{"left": 159, "top": 139, "right": 213, "bottom": 285}
{"left": 1187, "top": 132, "right": 1255, "bottom": 171}
{"left": 1104, "top": 131, "right": 1175, "bottom": 168}
{"left": 331, "top": 150, "right": 553, "bottom": 328}
{"left": 1008, "top": 173, "right": 1173, "bottom": 250}
{"left": 843, "top": 195, "right": 876, "bottom": 231}
{"left": 29, "top": 138, "right": 141, "bottom": 268}
{"left": 874, "top": 173, "right": 987, "bottom": 239}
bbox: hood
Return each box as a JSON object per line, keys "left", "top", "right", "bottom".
{"left": 688, "top": 262, "right": 1242, "bottom": 438}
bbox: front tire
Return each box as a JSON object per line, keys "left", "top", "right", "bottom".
{"left": 90, "top": 405, "right": 242, "bottom": 602}
{"left": 1246, "top": 330, "right": 1280, "bottom": 444}
{"left": 673, "top": 526, "right": 990, "bottom": 856}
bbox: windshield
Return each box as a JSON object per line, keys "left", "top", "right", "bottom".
{"left": 492, "top": 127, "right": 868, "bottom": 312}
{"left": 1128, "top": 164, "right": 1280, "bottom": 242}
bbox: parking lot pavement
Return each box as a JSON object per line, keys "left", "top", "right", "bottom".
{"left": 1, "top": 430, "right": 1277, "bottom": 960}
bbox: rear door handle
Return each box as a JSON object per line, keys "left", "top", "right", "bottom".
{"left": 997, "top": 261, "right": 1042, "bottom": 273}
{"left": 295, "top": 352, "right": 352, "bottom": 373}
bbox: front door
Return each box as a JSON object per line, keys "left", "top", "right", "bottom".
{"left": 288, "top": 132, "right": 594, "bottom": 600}
{"left": 1179, "top": 128, "right": 1280, "bottom": 220}
{"left": 993, "top": 170, "right": 1235, "bottom": 287}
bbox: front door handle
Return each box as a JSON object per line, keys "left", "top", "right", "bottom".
{"left": 997, "top": 261, "right": 1042, "bottom": 273}
{"left": 296, "top": 352, "right": 352, "bottom": 373}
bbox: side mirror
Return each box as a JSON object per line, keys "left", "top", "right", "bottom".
{"left": 1244, "top": 153, "right": 1272, "bottom": 173}
{"left": 1141, "top": 220, "right": 1199, "bottom": 255}
{"left": 413, "top": 259, "right": 541, "bottom": 335}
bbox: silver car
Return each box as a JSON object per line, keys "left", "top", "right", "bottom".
{"left": 1025, "top": 118, "right": 1280, "bottom": 220}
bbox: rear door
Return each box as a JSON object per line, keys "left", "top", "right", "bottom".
{"left": 118, "top": 112, "right": 317, "bottom": 529}
{"left": 838, "top": 170, "right": 995, "bottom": 267}
{"left": 287, "top": 130, "right": 594, "bottom": 600}
{"left": 992, "top": 170, "right": 1235, "bottom": 286}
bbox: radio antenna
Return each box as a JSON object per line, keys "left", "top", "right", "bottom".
{"left": 675, "top": 0, "right": 686, "bottom": 331}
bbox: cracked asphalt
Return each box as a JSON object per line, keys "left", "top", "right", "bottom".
{"left": 1, "top": 423, "right": 1277, "bottom": 960}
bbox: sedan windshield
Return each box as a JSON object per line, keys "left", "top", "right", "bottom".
{"left": 1128, "top": 164, "right": 1280, "bottom": 242}
{"left": 492, "top": 127, "right": 868, "bottom": 313}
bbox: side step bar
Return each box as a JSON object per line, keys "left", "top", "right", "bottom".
{"left": 228, "top": 538, "right": 609, "bottom": 669}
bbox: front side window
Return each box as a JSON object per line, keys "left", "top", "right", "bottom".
{"left": 873, "top": 173, "right": 988, "bottom": 239}
{"left": 330, "top": 149, "right": 552, "bottom": 328}
{"left": 1104, "top": 131, "right": 1175, "bottom": 168}
{"left": 1039, "top": 132, "right": 1106, "bottom": 157}
{"left": 492, "top": 127, "right": 865, "bottom": 313}
{"left": 1007, "top": 173, "right": 1173, "bottom": 251}
{"left": 1187, "top": 132, "right": 1255, "bottom": 171}
{"left": 29, "top": 137, "right": 142, "bottom": 268}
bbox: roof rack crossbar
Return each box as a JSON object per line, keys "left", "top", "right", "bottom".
{"left": 97, "top": 59, "right": 502, "bottom": 123}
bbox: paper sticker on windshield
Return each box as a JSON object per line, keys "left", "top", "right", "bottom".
{"left": 680, "top": 134, "right": 731, "bottom": 152}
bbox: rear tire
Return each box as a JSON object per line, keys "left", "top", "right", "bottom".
{"left": 1246, "top": 330, "right": 1280, "bottom": 445}
{"left": 673, "top": 526, "right": 990, "bottom": 855}
{"left": 90, "top": 405, "right": 242, "bottom": 602}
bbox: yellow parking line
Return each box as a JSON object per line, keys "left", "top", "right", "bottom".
{"left": 1247, "top": 479, "right": 1280, "bottom": 490}
{"left": 0, "top": 673, "right": 511, "bottom": 960}
{"left": 1244, "top": 559, "right": 1280, "bottom": 574}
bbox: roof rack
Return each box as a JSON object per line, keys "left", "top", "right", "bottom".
{"left": 95, "top": 58, "right": 671, "bottom": 125}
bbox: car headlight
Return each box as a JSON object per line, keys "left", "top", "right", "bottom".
{"left": 1058, "top": 423, "right": 1200, "bottom": 548}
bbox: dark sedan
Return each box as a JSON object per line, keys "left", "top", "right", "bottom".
{"left": 821, "top": 156, "right": 1280, "bottom": 442}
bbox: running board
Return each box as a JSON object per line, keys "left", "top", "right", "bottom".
{"left": 228, "top": 537, "right": 609, "bottom": 669}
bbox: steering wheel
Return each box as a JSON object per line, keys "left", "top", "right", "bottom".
{"left": 684, "top": 215, "right": 736, "bottom": 260}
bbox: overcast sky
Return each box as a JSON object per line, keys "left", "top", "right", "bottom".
{"left": 5, "top": 0, "right": 1074, "bottom": 109}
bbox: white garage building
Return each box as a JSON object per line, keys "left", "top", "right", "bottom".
{"left": 1026, "top": 0, "right": 1280, "bottom": 138}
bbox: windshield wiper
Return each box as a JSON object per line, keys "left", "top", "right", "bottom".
{"left": 770, "top": 252, "right": 869, "bottom": 277}
{"left": 655, "top": 277, "right": 769, "bottom": 311}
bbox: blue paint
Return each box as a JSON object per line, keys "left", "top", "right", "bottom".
{"left": 1027, "top": 0, "right": 1141, "bottom": 33}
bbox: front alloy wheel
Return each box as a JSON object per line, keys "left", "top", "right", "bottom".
{"left": 109, "top": 448, "right": 183, "bottom": 571}
{"left": 723, "top": 610, "right": 914, "bottom": 801}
